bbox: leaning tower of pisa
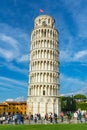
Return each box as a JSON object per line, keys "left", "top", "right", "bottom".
{"left": 27, "top": 15, "right": 60, "bottom": 116}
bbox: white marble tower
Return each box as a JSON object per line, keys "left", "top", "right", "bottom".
{"left": 27, "top": 15, "right": 60, "bottom": 116}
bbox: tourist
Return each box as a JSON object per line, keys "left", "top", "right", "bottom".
{"left": 49, "top": 113, "right": 53, "bottom": 123}
{"left": 60, "top": 112, "right": 64, "bottom": 122}
{"left": 66, "top": 112, "right": 71, "bottom": 123}
{"left": 21, "top": 115, "right": 24, "bottom": 124}
{"left": 45, "top": 113, "right": 48, "bottom": 124}
{"left": 34, "top": 114, "right": 37, "bottom": 123}
{"left": 54, "top": 113, "right": 58, "bottom": 123}
{"left": 77, "top": 110, "right": 82, "bottom": 123}
{"left": 73, "top": 111, "right": 78, "bottom": 123}
{"left": 84, "top": 111, "right": 87, "bottom": 123}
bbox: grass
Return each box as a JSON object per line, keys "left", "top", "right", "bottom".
{"left": 0, "top": 124, "right": 87, "bottom": 130}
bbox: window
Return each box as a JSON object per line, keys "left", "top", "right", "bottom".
{"left": 48, "top": 19, "right": 50, "bottom": 23}
{"left": 42, "top": 21, "right": 47, "bottom": 26}
{"left": 43, "top": 90, "right": 45, "bottom": 95}
{"left": 39, "top": 19, "right": 41, "bottom": 23}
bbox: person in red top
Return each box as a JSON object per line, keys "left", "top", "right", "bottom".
{"left": 85, "top": 112, "right": 87, "bottom": 123}
{"left": 60, "top": 112, "right": 64, "bottom": 122}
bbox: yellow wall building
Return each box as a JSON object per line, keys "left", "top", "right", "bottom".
{"left": 0, "top": 101, "right": 26, "bottom": 115}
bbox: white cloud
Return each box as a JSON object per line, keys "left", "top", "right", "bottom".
{"left": 0, "top": 33, "right": 20, "bottom": 61}
{"left": 18, "top": 54, "right": 29, "bottom": 62}
{"left": 15, "top": 96, "right": 26, "bottom": 101}
{"left": 60, "top": 49, "right": 87, "bottom": 63}
{"left": 60, "top": 50, "right": 72, "bottom": 62}
{"left": 69, "top": 1, "right": 87, "bottom": 37}
{"left": 73, "top": 50, "right": 87, "bottom": 60}
{"left": 0, "top": 34, "right": 19, "bottom": 48}
{"left": 60, "top": 0, "right": 87, "bottom": 38}
{"left": 0, "top": 23, "right": 29, "bottom": 62}
{"left": 4, "top": 63, "right": 28, "bottom": 74}
{"left": 6, "top": 99, "right": 14, "bottom": 101}
{"left": 0, "top": 76, "right": 27, "bottom": 87}
{"left": 77, "top": 87, "right": 87, "bottom": 95}
{"left": 0, "top": 48, "right": 13, "bottom": 60}
{"left": 0, "top": 23, "right": 29, "bottom": 42}
{"left": 60, "top": 73, "right": 87, "bottom": 95}
{"left": 6, "top": 96, "right": 26, "bottom": 102}
{"left": 0, "top": 76, "right": 28, "bottom": 102}
{"left": 61, "top": 86, "right": 87, "bottom": 96}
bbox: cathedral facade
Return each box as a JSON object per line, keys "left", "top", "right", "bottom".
{"left": 27, "top": 15, "right": 60, "bottom": 116}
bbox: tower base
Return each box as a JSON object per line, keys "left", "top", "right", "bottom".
{"left": 27, "top": 96, "right": 60, "bottom": 117}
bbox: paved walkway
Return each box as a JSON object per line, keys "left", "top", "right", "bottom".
{"left": 24, "top": 117, "right": 85, "bottom": 124}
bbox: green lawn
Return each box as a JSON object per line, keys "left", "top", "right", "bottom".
{"left": 0, "top": 124, "right": 87, "bottom": 130}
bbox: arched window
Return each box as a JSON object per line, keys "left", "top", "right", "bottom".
{"left": 39, "top": 19, "right": 41, "bottom": 23}
{"left": 43, "top": 87, "right": 45, "bottom": 95}
{"left": 48, "top": 19, "right": 50, "bottom": 23}
{"left": 44, "top": 30, "right": 46, "bottom": 37}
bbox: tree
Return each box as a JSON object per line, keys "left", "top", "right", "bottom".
{"left": 60, "top": 96, "right": 77, "bottom": 112}
{"left": 74, "top": 94, "right": 86, "bottom": 100}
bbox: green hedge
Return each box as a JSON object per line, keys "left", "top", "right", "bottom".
{"left": 76, "top": 102, "right": 87, "bottom": 110}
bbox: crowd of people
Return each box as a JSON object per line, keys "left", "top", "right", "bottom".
{"left": 0, "top": 113, "right": 24, "bottom": 124}
{"left": 0, "top": 110, "right": 87, "bottom": 124}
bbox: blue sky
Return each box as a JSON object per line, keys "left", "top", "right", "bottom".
{"left": 0, "top": 0, "right": 87, "bottom": 102}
